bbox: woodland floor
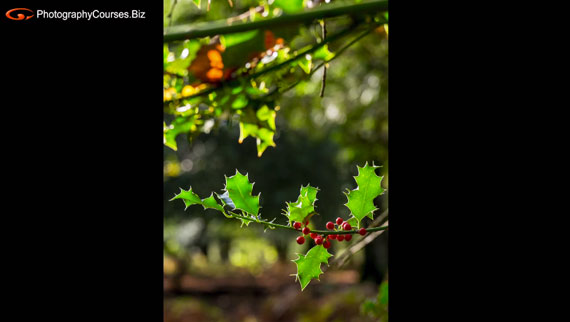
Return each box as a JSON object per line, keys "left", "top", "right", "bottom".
{"left": 164, "top": 262, "right": 380, "bottom": 322}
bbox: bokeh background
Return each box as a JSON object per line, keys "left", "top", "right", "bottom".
{"left": 163, "top": 1, "right": 388, "bottom": 321}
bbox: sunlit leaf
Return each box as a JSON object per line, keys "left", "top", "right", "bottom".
{"left": 284, "top": 184, "right": 319, "bottom": 224}
{"left": 231, "top": 94, "right": 249, "bottom": 109}
{"left": 224, "top": 170, "right": 260, "bottom": 216}
{"left": 313, "top": 44, "right": 334, "bottom": 61}
{"left": 164, "top": 118, "right": 193, "bottom": 151}
{"left": 201, "top": 193, "right": 225, "bottom": 212}
{"left": 344, "top": 162, "right": 384, "bottom": 226}
{"left": 238, "top": 106, "right": 277, "bottom": 156}
{"left": 292, "top": 245, "right": 332, "bottom": 290}
{"left": 165, "top": 40, "right": 201, "bottom": 76}
{"left": 170, "top": 186, "right": 201, "bottom": 209}
{"left": 298, "top": 57, "right": 311, "bottom": 74}
{"left": 171, "top": 188, "right": 225, "bottom": 214}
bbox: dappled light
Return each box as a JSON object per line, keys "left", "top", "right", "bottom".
{"left": 164, "top": 0, "right": 388, "bottom": 321}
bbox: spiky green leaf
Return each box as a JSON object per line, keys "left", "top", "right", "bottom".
{"left": 224, "top": 171, "right": 260, "bottom": 216}
{"left": 170, "top": 187, "right": 202, "bottom": 210}
{"left": 284, "top": 184, "right": 319, "bottom": 224}
{"left": 201, "top": 193, "right": 224, "bottom": 212}
{"left": 171, "top": 188, "right": 225, "bottom": 214}
{"left": 292, "top": 245, "right": 332, "bottom": 290}
{"left": 344, "top": 162, "right": 384, "bottom": 226}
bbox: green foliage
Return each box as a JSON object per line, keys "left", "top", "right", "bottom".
{"left": 361, "top": 280, "right": 389, "bottom": 320}
{"left": 165, "top": 40, "right": 201, "bottom": 76}
{"left": 224, "top": 170, "right": 260, "bottom": 216}
{"left": 344, "top": 162, "right": 384, "bottom": 227}
{"left": 238, "top": 105, "right": 277, "bottom": 157}
{"left": 170, "top": 163, "right": 387, "bottom": 290}
{"left": 163, "top": 1, "right": 388, "bottom": 156}
{"left": 283, "top": 184, "right": 319, "bottom": 225}
{"left": 170, "top": 187, "right": 224, "bottom": 212}
{"left": 292, "top": 244, "right": 332, "bottom": 290}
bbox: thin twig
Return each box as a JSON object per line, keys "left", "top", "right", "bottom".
{"left": 224, "top": 209, "right": 388, "bottom": 235}
{"left": 164, "top": 23, "right": 368, "bottom": 104}
{"left": 165, "top": 22, "right": 381, "bottom": 105}
{"left": 319, "top": 19, "right": 327, "bottom": 97}
{"left": 262, "top": 25, "right": 377, "bottom": 99}
{"left": 167, "top": 0, "right": 179, "bottom": 29}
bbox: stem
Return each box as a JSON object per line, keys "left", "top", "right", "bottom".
{"left": 319, "top": 18, "right": 327, "bottom": 97}
{"left": 271, "top": 25, "right": 376, "bottom": 98}
{"left": 167, "top": 0, "right": 178, "bottom": 28}
{"left": 164, "top": 0, "right": 388, "bottom": 41}
{"left": 225, "top": 210, "right": 388, "bottom": 235}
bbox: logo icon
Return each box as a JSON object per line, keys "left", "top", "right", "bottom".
{"left": 6, "top": 8, "right": 34, "bottom": 21}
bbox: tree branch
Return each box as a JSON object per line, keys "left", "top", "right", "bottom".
{"left": 164, "top": 22, "right": 380, "bottom": 105}
{"left": 164, "top": 0, "right": 388, "bottom": 42}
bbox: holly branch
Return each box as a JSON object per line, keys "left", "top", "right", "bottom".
{"left": 170, "top": 162, "right": 387, "bottom": 290}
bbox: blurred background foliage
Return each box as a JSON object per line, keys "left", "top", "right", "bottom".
{"left": 163, "top": 1, "right": 387, "bottom": 321}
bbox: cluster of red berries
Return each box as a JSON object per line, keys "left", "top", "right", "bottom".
{"left": 293, "top": 217, "right": 367, "bottom": 248}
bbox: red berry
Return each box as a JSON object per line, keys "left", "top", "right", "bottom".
{"left": 315, "top": 237, "right": 323, "bottom": 245}
{"left": 302, "top": 227, "right": 310, "bottom": 235}
{"left": 293, "top": 222, "right": 302, "bottom": 229}
{"left": 343, "top": 222, "right": 352, "bottom": 230}
{"left": 305, "top": 220, "right": 309, "bottom": 226}
{"left": 296, "top": 236, "right": 305, "bottom": 245}
{"left": 337, "top": 235, "right": 345, "bottom": 241}
{"left": 328, "top": 234, "right": 337, "bottom": 240}
{"left": 336, "top": 217, "right": 344, "bottom": 225}
{"left": 344, "top": 234, "right": 352, "bottom": 241}
{"left": 310, "top": 233, "right": 318, "bottom": 239}
{"left": 359, "top": 228, "right": 367, "bottom": 236}
{"left": 323, "top": 240, "right": 331, "bottom": 249}
{"left": 326, "top": 221, "right": 335, "bottom": 230}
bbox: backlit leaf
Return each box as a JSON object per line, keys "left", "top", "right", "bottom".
{"left": 284, "top": 184, "right": 319, "bottom": 224}
{"left": 313, "top": 44, "right": 335, "bottom": 61}
{"left": 224, "top": 170, "right": 260, "bottom": 216}
{"left": 344, "top": 162, "right": 384, "bottom": 226}
{"left": 171, "top": 188, "right": 225, "bottom": 213}
{"left": 292, "top": 245, "right": 332, "bottom": 290}
{"left": 238, "top": 106, "right": 277, "bottom": 157}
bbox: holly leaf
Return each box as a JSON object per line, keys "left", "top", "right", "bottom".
{"left": 344, "top": 162, "right": 384, "bottom": 226}
{"left": 224, "top": 170, "right": 260, "bottom": 216}
{"left": 292, "top": 245, "right": 332, "bottom": 290}
{"left": 201, "top": 193, "right": 224, "bottom": 212}
{"left": 284, "top": 184, "right": 319, "bottom": 225}
{"left": 170, "top": 187, "right": 201, "bottom": 210}
{"left": 170, "top": 188, "right": 225, "bottom": 213}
